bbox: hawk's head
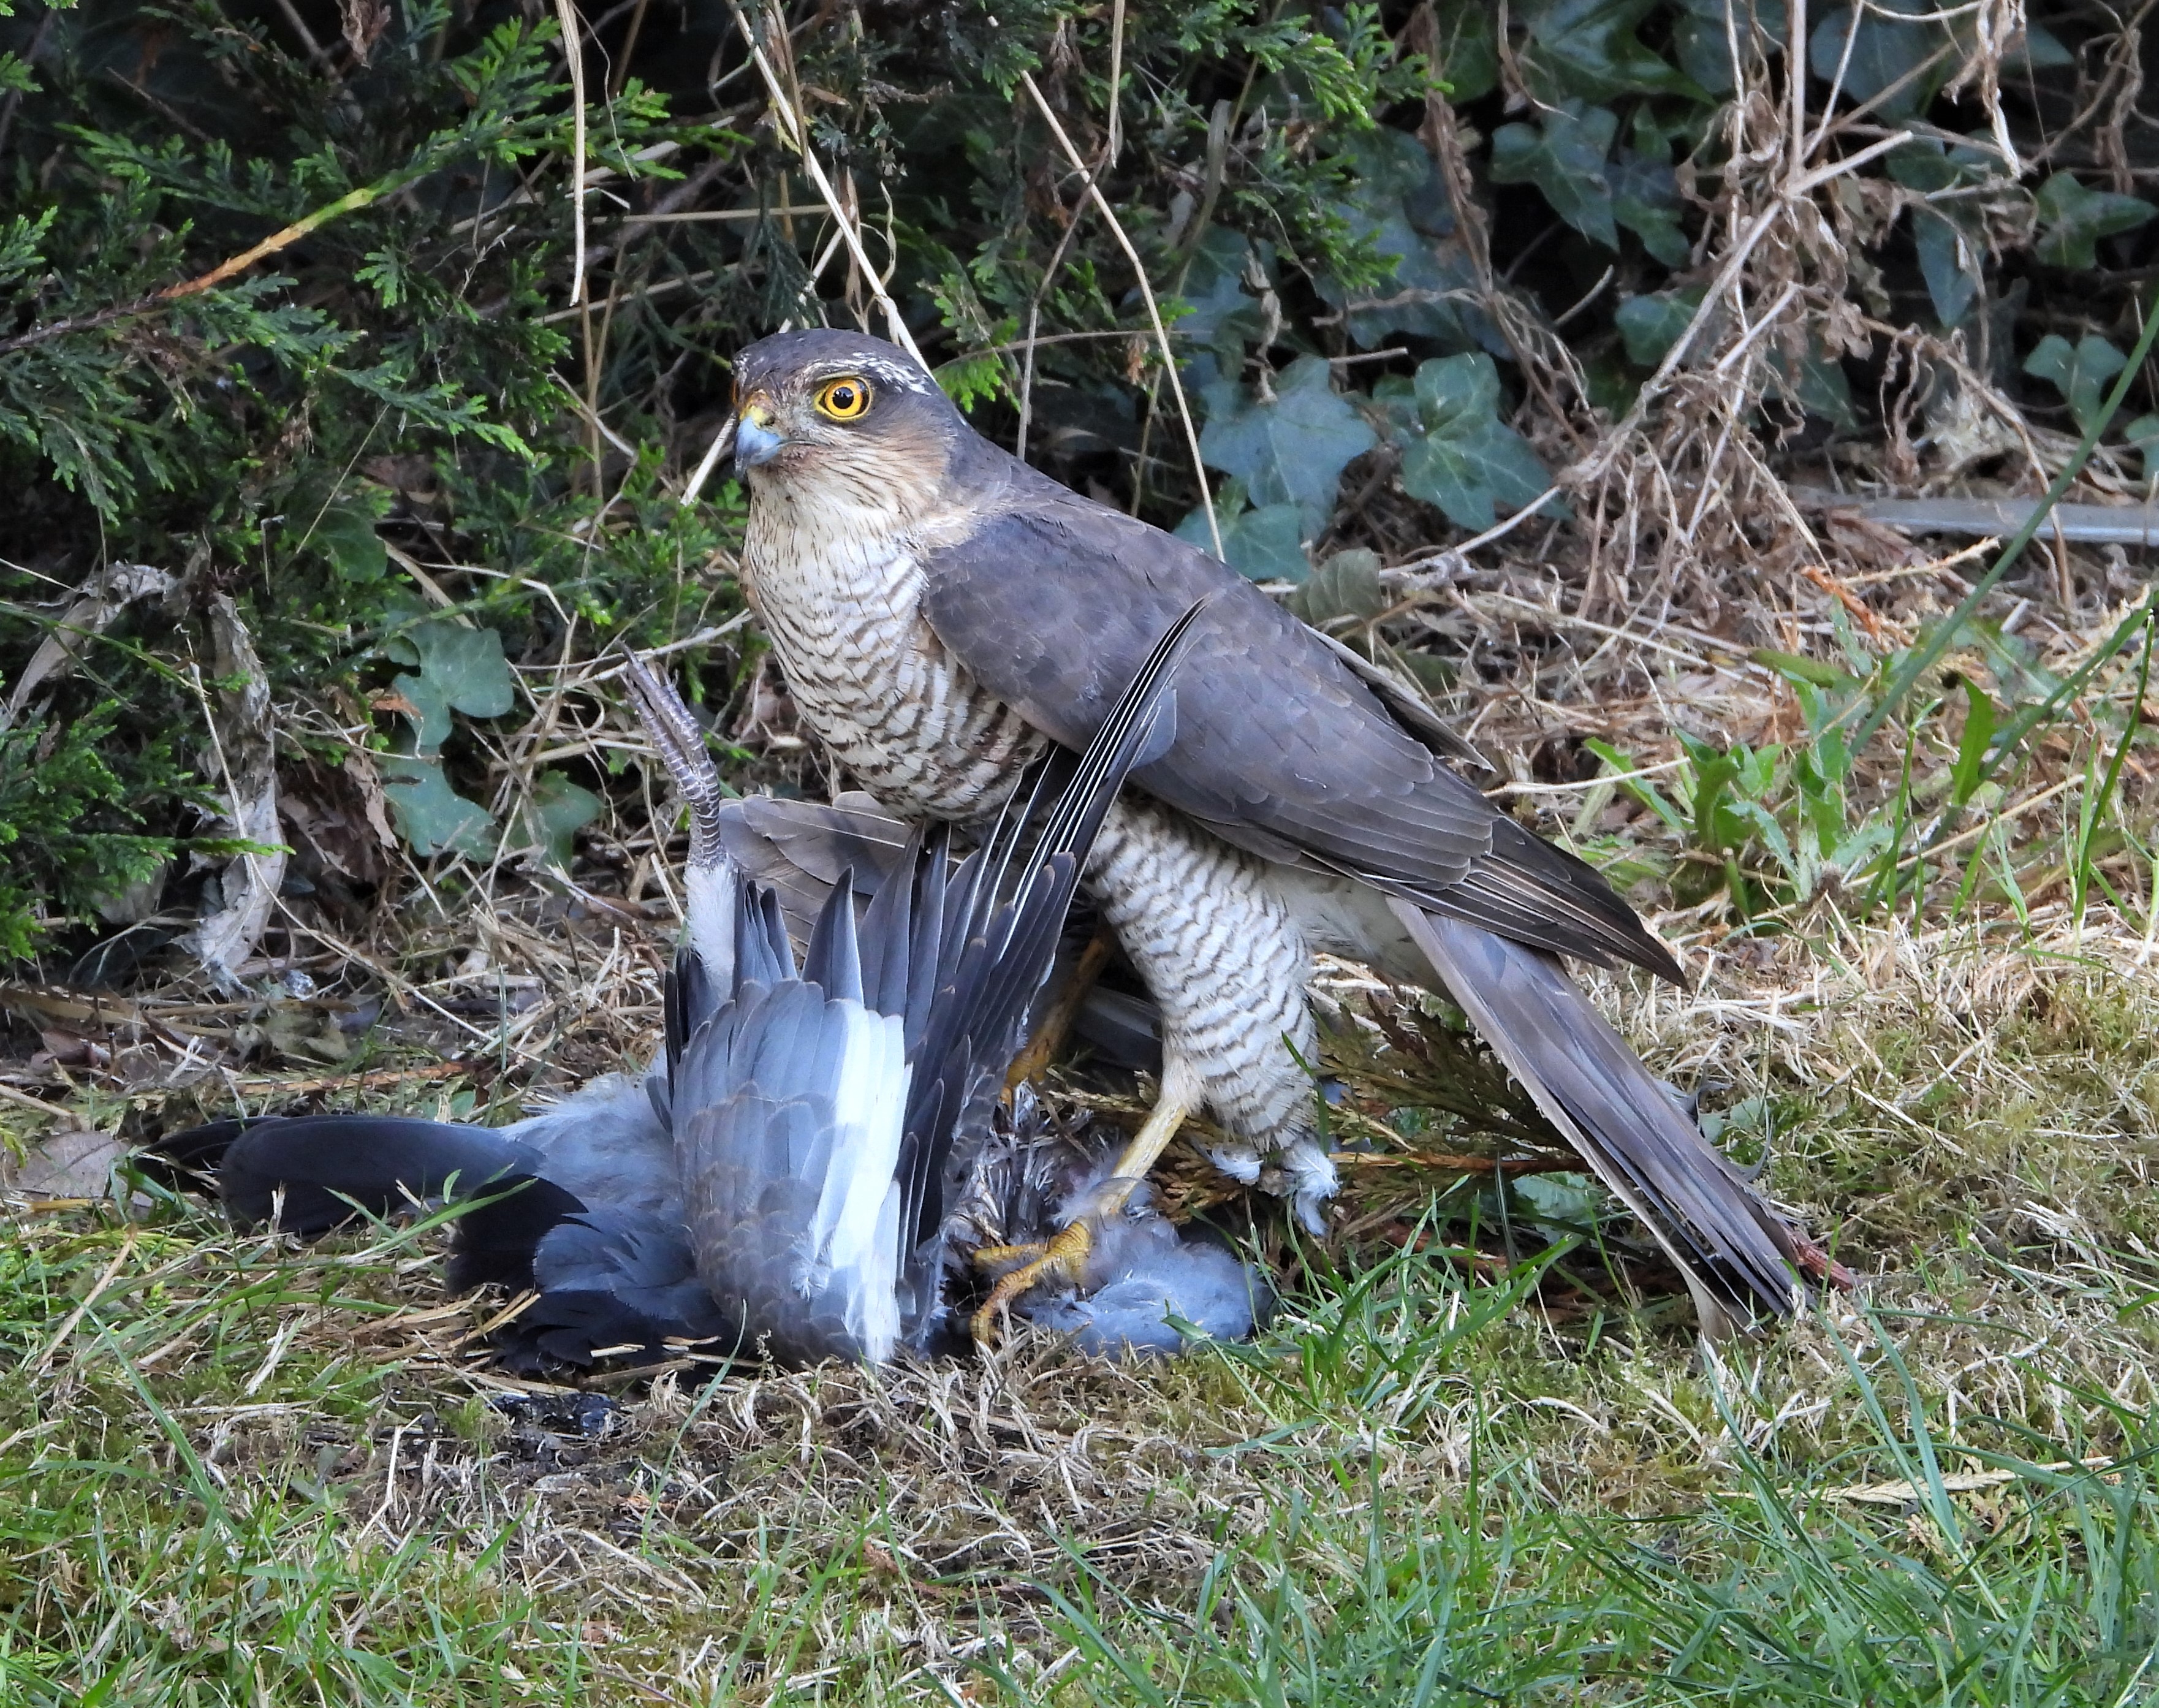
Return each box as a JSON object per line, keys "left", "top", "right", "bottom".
{"left": 727, "top": 330, "right": 960, "bottom": 504}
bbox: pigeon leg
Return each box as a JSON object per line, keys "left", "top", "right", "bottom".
{"left": 1004, "top": 928, "right": 1115, "bottom": 1090}
{"left": 970, "top": 1091, "right": 1193, "bottom": 1343}
{"left": 621, "top": 650, "right": 726, "bottom": 860}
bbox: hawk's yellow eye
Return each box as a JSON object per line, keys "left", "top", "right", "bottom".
{"left": 815, "top": 376, "right": 872, "bottom": 421}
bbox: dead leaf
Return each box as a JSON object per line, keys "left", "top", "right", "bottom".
{"left": 4, "top": 1126, "right": 127, "bottom": 1201}
{"left": 340, "top": 0, "right": 389, "bottom": 61}
{"left": 184, "top": 596, "right": 286, "bottom": 987}
{"left": 281, "top": 779, "right": 388, "bottom": 887}
{"left": 1829, "top": 1457, "right": 2114, "bottom": 1504}
{"left": 34, "top": 1030, "right": 104, "bottom": 1069}
{"left": 344, "top": 751, "right": 400, "bottom": 852}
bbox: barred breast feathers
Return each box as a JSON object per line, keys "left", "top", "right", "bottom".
{"left": 1083, "top": 798, "right": 1319, "bottom": 1153}
{"left": 746, "top": 479, "right": 1337, "bottom": 1212}
{"left": 743, "top": 487, "right": 1045, "bottom": 821}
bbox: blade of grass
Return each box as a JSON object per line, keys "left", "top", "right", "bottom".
{"left": 2070, "top": 604, "right": 2154, "bottom": 928}
{"left": 1982, "top": 587, "right": 2159, "bottom": 789}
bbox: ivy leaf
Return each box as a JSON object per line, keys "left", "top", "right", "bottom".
{"left": 1883, "top": 132, "right": 2003, "bottom": 195}
{"left": 1382, "top": 354, "right": 1555, "bottom": 531}
{"left": 1910, "top": 207, "right": 1982, "bottom": 327}
{"left": 1886, "top": 141, "right": 1957, "bottom": 195}
{"left": 1176, "top": 480, "right": 1311, "bottom": 583}
{"left": 1609, "top": 146, "right": 1690, "bottom": 265}
{"left": 1771, "top": 346, "right": 1859, "bottom": 431}
{"left": 385, "top": 620, "right": 517, "bottom": 756}
{"left": 2006, "top": 22, "right": 2073, "bottom": 72}
{"left": 2123, "top": 414, "right": 2159, "bottom": 481}
{"left": 1615, "top": 289, "right": 1702, "bottom": 365}
{"left": 311, "top": 496, "right": 389, "bottom": 583}
{"left": 1491, "top": 105, "right": 1617, "bottom": 248}
{"left": 1198, "top": 357, "right": 1377, "bottom": 522}
{"left": 379, "top": 755, "right": 494, "bottom": 858}
{"left": 1334, "top": 214, "right": 1490, "bottom": 352}
{"left": 1291, "top": 548, "right": 1389, "bottom": 629}
{"left": 2034, "top": 174, "right": 2156, "bottom": 270}
{"left": 1429, "top": 0, "right": 1500, "bottom": 101}
{"left": 1672, "top": 0, "right": 1786, "bottom": 94}
{"left": 1514, "top": 0, "right": 1707, "bottom": 103}
{"left": 2024, "top": 333, "right": 2127, "bottom": 435}
{"left": 1807, "top": 0, "right": 1951, "bottom": 121}
{"left": 510, "top": 770, "right": 603, "bottom": 869}
{"left": 1887, "top": 137, "right": 2006, "bottom": 326}
{"left": 1313, "top": 129, "right": 1500, "bottom": 354}
{"left": 1509, "top": 1171, "right": 1614, "bottom": 1235}
{"left": 1174, "top": 227, "right": 1275, "bottom": 365}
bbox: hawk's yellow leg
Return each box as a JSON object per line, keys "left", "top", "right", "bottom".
{"left": 971, "top": 1091, "right": 1193, "bottom": 1343}
{"left": 1003, "top": 929, "right": 1115, "bottom": 1091}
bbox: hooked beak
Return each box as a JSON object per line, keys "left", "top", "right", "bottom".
{"left": 677, "top": 389, "right": 783, "bottom": 508}
{"left": 734, "top": 393, "right": 785, "bottom": 470}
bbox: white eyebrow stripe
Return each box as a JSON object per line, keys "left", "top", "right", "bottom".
{"left": 797, "top": 356, "right": 932, "bottom": 393}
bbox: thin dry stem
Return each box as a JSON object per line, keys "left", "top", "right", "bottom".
{"left": 1019, "top": 70, "right": 1220, "bottom": 556}
{"left": 553, "top": 0, "right": 590, "bottom": 307}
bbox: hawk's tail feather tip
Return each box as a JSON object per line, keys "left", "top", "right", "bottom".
{"left": 1390, "top": 900, "right": 1807, "bottom": 1327}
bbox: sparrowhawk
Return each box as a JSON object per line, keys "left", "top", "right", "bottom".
{"left": 716, "top": 327, "right": 1813, "bottom": 1332}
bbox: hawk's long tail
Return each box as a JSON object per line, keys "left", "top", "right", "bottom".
{"left": 1391, "top": 901, "right": 1804, "bottom": 1335}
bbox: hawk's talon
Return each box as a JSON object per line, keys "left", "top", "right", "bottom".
{"left": 970, "top": 1220, "right": 1098, "bottom": 1345}
{"left": 971, "top": 1094, "right": 1192, "bottom": 1346}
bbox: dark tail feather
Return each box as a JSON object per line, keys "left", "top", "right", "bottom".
{"left": 145, "top": 1113, "right": 583, "bottom": 1292}
{"left": 135, "top": 1117, "right": 251, "bottom": 1192}
{"left": 213, "top": 1115, "right": 538, "bottom": 1231}
{"left": 1391, "top": 903, "right": 1803, "bottom": 1333}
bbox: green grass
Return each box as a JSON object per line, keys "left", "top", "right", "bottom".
{"left": 7, "top": 974, "right": 2159, "bottom": 1707}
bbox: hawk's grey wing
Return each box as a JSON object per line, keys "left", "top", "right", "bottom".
{"left": 887, "top": 599, "right": 1207, "bottom": 1346}
{"left": 920, "top": 460, "right": 1803, "bottom": 1322}
{"left": 918, "top": 460, "right": 1675, "bottom": 982}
